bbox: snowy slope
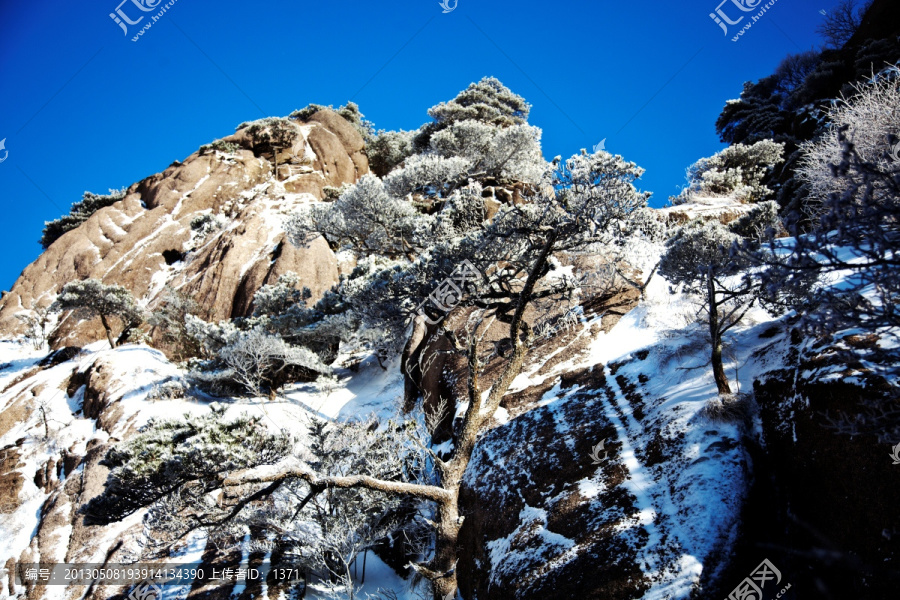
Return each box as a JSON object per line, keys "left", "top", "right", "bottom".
{"left": 0, "top": 337, "right": 420, "bottom": 600}
{"left": 458, "top": 267, "right": 779, "bottom": 599}
{"left": 6, "top": 234, "right": 881, "bottom": 600}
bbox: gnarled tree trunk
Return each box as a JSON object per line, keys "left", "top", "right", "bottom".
{"left": 707, "top": 269, "right": 732, "bottom": 395}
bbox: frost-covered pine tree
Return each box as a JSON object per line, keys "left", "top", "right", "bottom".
{"left": 771, "top": 69, "right": 900, "bottom": 332}
{"left": 660, "top": 202, "right": 780, "bottom": 394}
{"left": 50, "top": 279, "right": 143, "bottom": 348}
{"left": 83, "top": 404, "right": 293, "bottom": 533}
{"left": 232, "top": 146, "right": 650, "bottom": 600}
{"left": 671, "top": 139, "right": 785, "bottom": 204}
{"left": 413, "top": 76, "right": 530, "bottom": 151}
{"left": 92, "top": 79, "right": 651, "bottom": 600}
{"left": 40, "top": 189, "right": 126, "bottom": 249}
{"left": 366, "top": 129, "right": 414, "bottom": 177}
{"left": 85, "top": 407, "right": 426, "bottom": 600}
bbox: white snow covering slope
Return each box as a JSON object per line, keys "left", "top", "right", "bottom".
{"left": 0, "top": 243, "right": 795, "bottom": 600}
{"left": 463, "top": 261, "right": 781, "bottom": 598}
{"left": 0, "top": 339, "right": 416, "bottom": 599}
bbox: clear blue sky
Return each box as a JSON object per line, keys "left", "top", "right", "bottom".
{"left": 0, "top": 0, "right": 835, "bottom": 291}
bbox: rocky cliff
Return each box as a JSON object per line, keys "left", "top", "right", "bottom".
{"left": 0, "top": 109, "right": 366, "bottom": 351}
{"left": 0, "top": 102, "right": 897, "bottom": 600}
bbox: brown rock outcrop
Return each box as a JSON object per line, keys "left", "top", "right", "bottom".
{"left": 0, "top": 109, "right": 367, "bottom": 351}
{"left": 0, "top": 444, "right": 24, "bottom": 515}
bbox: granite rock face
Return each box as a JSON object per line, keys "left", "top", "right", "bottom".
{"left": 0, "top": 109, "right": 367, "bottom": 350}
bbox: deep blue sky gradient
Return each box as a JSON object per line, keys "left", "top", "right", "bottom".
{"left": 0, "top": 0, "right": 836, "bottom": 290}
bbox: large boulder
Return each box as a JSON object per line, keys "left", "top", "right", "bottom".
{"left": 0, "top": 109, "right": 366, "bottom": 350}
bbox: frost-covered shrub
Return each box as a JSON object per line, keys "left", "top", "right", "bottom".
{"left": 15, "top": 303, "right": 52, "bottom": 350}
{"left": 622, "top": 206, "right": 669, "bottom": 244}
{"left": 336, "top": 101, "right": 376, "bottom": 141}
{"left": 147, "top": 288, "right": 206, "bottom": 361}
{"left": 41, "top": 189, "right": 127, "bottom": 249}
{"left": 700, "top": 393, "right": 752, "bottom": 423}
{"left": 189, "top": 212, "right": 228, "bottom": 239}
{"left": 728, "top": 200, "right": 782, "bottom": 240}
{"left": 289, "top": 174, "right": 424, "bottom": 257}
{"left": 184, "top": 314, "right": 240, "bottom": 356}
{"left": 147, "top": 379, "right": 186, "bottom": 401}
{"left": 184, "top": 364, "right": 242, "bottom": 397}
{"left": 186, "top": 316, "right": 331, "bottom": 397}
{"left": 220, "top": 328, "right": 331, "bottom": 397}
{"left": 322, "top": 184, "right": 351, "bottom": 201}
{"left": 252, "top": 272, "right": 311, "bottom": 318}
{"left": 366, "top": 129, "right": 414, "bottom": 177}
{"left": 289, "top": 103, "right": 327, "bottom": 121}
{"left": 672, "top": 140, "right": 785, "bottom": 204}
{"left": 199, "top": 139, "right": 239, "bottom": 155}
{"left": 798, "top": 68, "right": 900, "bottom": 212}
{"left": 240, "top": 117, "right": 300, "bottom": 152}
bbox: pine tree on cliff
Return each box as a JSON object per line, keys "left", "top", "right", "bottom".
{"left": 659, "top": 202, "right": 780, "bottom": 395}
{"left": 50, "top": 279, "right": 143, "bottom": 348}
{"left": 86, "top": 78, "right": 650, "bottom": 600}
